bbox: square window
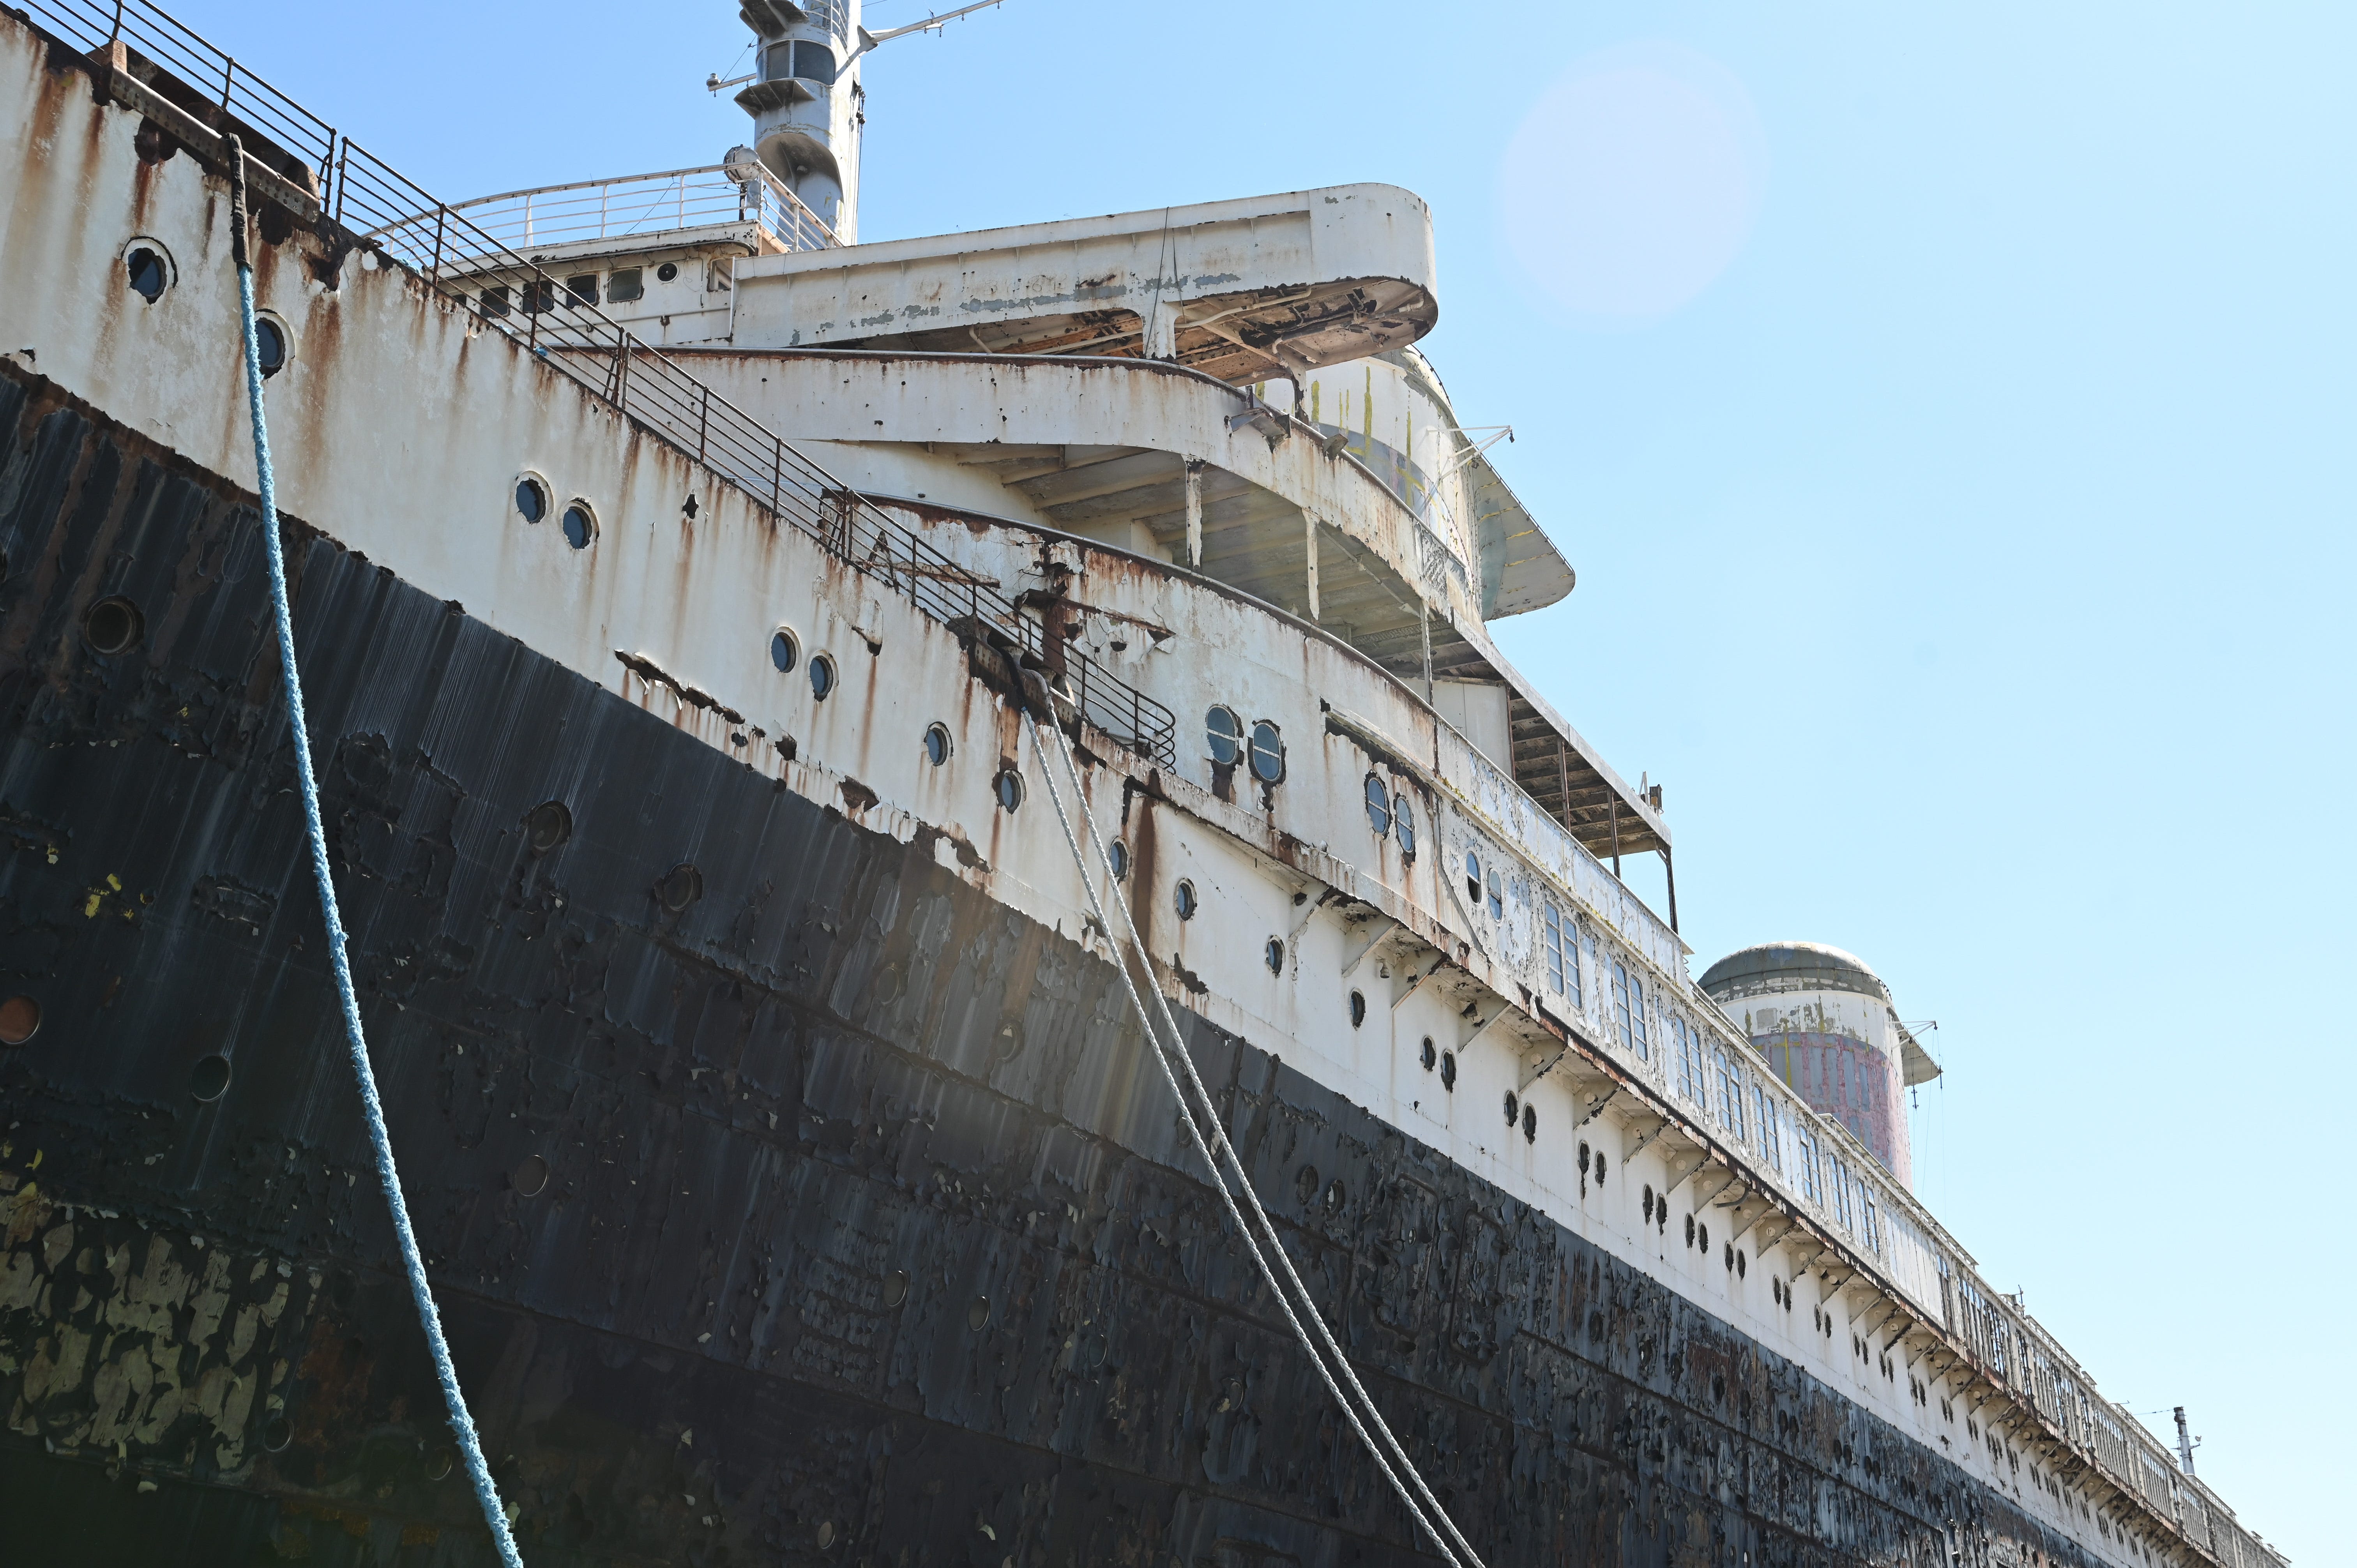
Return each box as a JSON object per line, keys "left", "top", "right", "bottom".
{"left": 607, "top": 267, "right": 645, "bottom": 303}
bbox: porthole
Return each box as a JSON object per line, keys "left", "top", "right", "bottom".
{"left": 770, "top": 627, "right": 800, "bottom": 673}
{"left": 1263, "top": 936, "right": 1285, "bottom": 975}
{"left": 254, "top": 316, "right": 289, "bottom": 378}
{"left": 1579, "top": 1139, "right": 1590, "bottom": 1170}
{"left": 561, "top": 500, "right": 596, "bottom": 549}
{"left": 1348, "top": 989, "right": 1366, "bottom": 1028}
{"left": 524, "top": 800, "right": 572, "bottom": 855}
{"left": 657, "top": 261, "right": 680, "bottom": 283}
{"left": 994, "top": 769, "right": 1024, "bottom": 812}
{"left": 124, "top": 242, "right": 170, "bottom": 302}
{"left": 514, "top": 475, "right": 549, "bottom": 523}
{"left": 1205, "top": 705, "right": 1243, "bottom": 766}
{"left": 1594, "top": 1153, "right": 1607, "bottom": 1186}
{"left": 657, "top": 863, "right": 704, "bottom": 911}
{"left": 1106, "top": 839, "right": 1130, "bottom": 880}
{"left": 1395, "top": 798, "right": 1416, "bottom": 860}
{"left": 1294, "top": 1165, "right": 1319, "bottom": 1203}
{"left": 512, "top": 1154, "right": 550, "bottom": 1197}
{"left": 1684, "top": 1213, "right": 1695, "bottom": 1246}
{"left": 1642, "top": 1185, "right": 1655, "bottom": 1222}
{"left": 189, "top": 1054, "right": 232, "bottom": 1102}
{"left": 1503, "top": 1090, "right": 1519, "bottom": 1126}
{"left": 1363, "top": 774, "right": 1391, "bottom": 836}
{"left": 1522, "top": 1104, "right": 1537, "bottom": 1143}
{"left": 809, "top": 653, "right": 837, "bottom": 701}
{"left": 261, "top": 1416, "right": 293, "bottom": 1453}
{"left": 0, "top": 995, "right": 40, "bottom": 1046}
{"left": 1698, "top": 1222, "right": 1709, "bottom": 1252}
{"left": 1247, "top": 720, "right": 1285, "bottom": 783}
{"left": 1737, "top": 1249, "right": 1747, "bottom": 1278}
{"left": 1724, "top": 1243, "right": 1735, "bottom": 1272}
{"left": 1464, "top": 851, "right": 1481, "bottom": 907}
{"left": 1486, "top": 869, "right": 1504, "bottom": 920}
{"left": 923, "top": 722, "right": 952, "bottom": 766}
{"left": 1439, "top": 1051, "right": 1457, "bottom": 1091}
{"left": 82, "top": 596, "right": 145, "bottom": 656}
{"left": 1174, "top": 878, "right": 1198, "bottom": 920}
{"left": 1420, "top": 1036, "right": 1436, "bottom": 1071}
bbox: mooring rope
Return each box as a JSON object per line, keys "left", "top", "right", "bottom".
{"left": 1021, "top": 693, "right": 1485, "bottom": 1568}
{"left": 224, "top": 136, "right": 525, "bottom": 1568}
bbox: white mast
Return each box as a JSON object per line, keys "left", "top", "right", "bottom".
{"left": 727, "top": 1, "right": 1004, "bottom": 244}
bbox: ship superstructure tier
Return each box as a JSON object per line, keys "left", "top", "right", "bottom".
{"left": 0, "top": 7, "right": 2287, "bottom": 1568}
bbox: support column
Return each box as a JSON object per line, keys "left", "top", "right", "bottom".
{"left": 1663, "top": 844, "right": 1679, "bottom": 934}
{"left": 1419, "top": 599, "right": 1434, "bottom": 698}
{"left": 1184, "top": 459, "right": 1203, "bottom": 567}
{"left": 1304, "top": 511, "right": 1321, "bottom": 622}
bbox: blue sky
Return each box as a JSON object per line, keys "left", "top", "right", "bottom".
{"left": 165, "top": 0, "right": 2350, "bottom": 1556}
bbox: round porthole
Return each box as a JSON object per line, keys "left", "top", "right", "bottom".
{"left": 125, "top": 244, "right": 170, "bottom": 303}
{"left": 1594, "top": 1153, "right": 1608, "bottom": 1185}
{"left": 1106, "top": 839, "right": 1129, "bottom": 881}
{"left": 1348, "top": 990, "right": 1366, "bottom": 1028}
{"left": 1173, "top": 879, "right": 1197, "bottom": 920}
{"left": 1247, "top": 720, "right": 1284, "bottom": 783}
{"left": 261, "top": 1416, "right": 293, "bottom": 1453}
{"left": 657, "top": 262, "right": 680, "bottom": 283}
{"left": 967, "top": 1295, "right": 991, "bottom": 1331}
{"left": 1363, "top": 774, "right": 1391, "bottom": 836}
{"left": 656, "top": 862, "right": 703, "bottom": 912}
{"left": 1503, "top": 1090, "right": 1519, "bottom": 1126}
{"left": 1522, "top": 1104, "right": 1537, "bottom": 1143}
{"left": 1698, "top": 1222, "right": 1709, "bottom": 1252}
{"left": 254, "top": 316, "right": 289, "bottom": 378}
{"left": 512, "top": 1154, "right": 549, "bottom": 1197}
{"left": 993, "top": 769, "right": 1023, "bottom": 812}
{"left": 524, "top": 800, "right": 571, "bottom": 855}
{"left": 1205, "top": 705, "right": 1242, "bottom": 766}
{"left": 1439, "top": 1051, "right": 1457, "bottom": 1091}
{"left": 770, "top": 627, "right": 800, "bottom": 673}
{"left": 1395, "top": 798, "right": 1417, "bottom": 860}
{"left": 189, "top": 1054, "right": 232, "bottom": 1102}
{"left": 514, "top": 475, "right": 549, "bottom": 523}
{"left": 83, "top": 596, "right": 144, "bottom": 656}
{"left": 1263, "top": 937, "right": 1284, "bottom": 975}
{"left": 1464, "top": 850, "right": 1481, "bottom": 907}
{"left": 0, "top": 995, "right": 40, "bottom": 1046}
{"left": 561, "top": 501, "right": 596, "bottom": 550}
{"left": 1419, "top": 1036, "right": 1436, "bottom": 1071}
{"left": 923, "top": 722, "right": 952, "bottom": 766}
{"left": 1486, "top": 869, "right": 1504, "bottom": 920}
{"left": 1685, "top": 1213, "right": 1696, "bottom": 1246}
{"left": 809, "top": 653, "right": 837, "bottom": 701}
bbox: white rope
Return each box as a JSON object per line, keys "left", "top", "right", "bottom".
{"left": 1021, "top": 698, "right": 1485, "bottom": 1567}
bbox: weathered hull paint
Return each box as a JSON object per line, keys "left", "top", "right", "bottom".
{"left": 2, "top": 370, "right": 2080, "bottom": 1568}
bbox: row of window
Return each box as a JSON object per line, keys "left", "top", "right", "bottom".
{"left": 1205, "top": 705, "right": 1285, "bottom": 783}
{"left": 479, "top": 261, "right": 696, "bottom": 321}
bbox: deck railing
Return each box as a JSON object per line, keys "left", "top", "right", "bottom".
{"left": 441, "top": 162, "right": 837, "bottom": 261}
{"left": 20, "top": 0, "right": 1177, "bottom": 774}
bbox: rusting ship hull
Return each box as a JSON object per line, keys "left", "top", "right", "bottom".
{"left": 0, "top": 366, "right": 2088, "bottom": 1567}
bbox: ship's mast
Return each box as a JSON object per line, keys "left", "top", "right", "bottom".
{"left": 726, "top": 1, "right": 1004, "bottom": 244}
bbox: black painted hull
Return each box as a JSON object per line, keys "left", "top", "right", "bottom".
{"left": 0, "top": 366, "right": 2075, "bottom": 1567}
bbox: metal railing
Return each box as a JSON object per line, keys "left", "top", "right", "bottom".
{"left": 441, "top": 162, "right": 837, "bottom": 262}
{"left": 20, "top": 0, "right": 1177, "bottom": 774}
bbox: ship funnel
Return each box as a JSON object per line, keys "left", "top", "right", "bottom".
{"left": 1699, "top": 941, "right": 1941, "bottom": 1190}
{"left": 730, "top": 1, "right": 1007, "bottom": 244}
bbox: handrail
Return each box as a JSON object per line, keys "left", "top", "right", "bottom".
{"left": 439, "top": 161, "right": 839, "bottom": 256}
{"left": 16, "top": 0, "right": 1176, "bottom": 775}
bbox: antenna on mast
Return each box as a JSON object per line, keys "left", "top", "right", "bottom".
{"left": 847, "top": 0, "right": 1005, "bottom": 68}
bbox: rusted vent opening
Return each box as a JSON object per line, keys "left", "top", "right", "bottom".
{"left": 0, "top": 995, "right": 39, "bottom": 1045}
{"left": 525, "top": 800, "right": 572, "bottom": 855}
{"left": 512, "top": 1154, "right": 550, "bottom": 1197}
{"left": 83, "top": 596, "right": 144, "bottom": 656}
{"left": 656, "top": 863, "right": 704, "bottom": 912}
{"left": 189, "top": 1054, "right": 232, "bottom": 1102}
{"left": 126, "top": 246, "right": 168, "bottom": 302}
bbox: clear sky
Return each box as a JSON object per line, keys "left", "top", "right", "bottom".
{"left": 164, "top": 0, "right": 2351, "bottom": 1556}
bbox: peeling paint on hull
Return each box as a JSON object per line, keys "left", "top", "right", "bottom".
{"left": 0, "top": 373, "right": 2090, "bottom": 1567}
